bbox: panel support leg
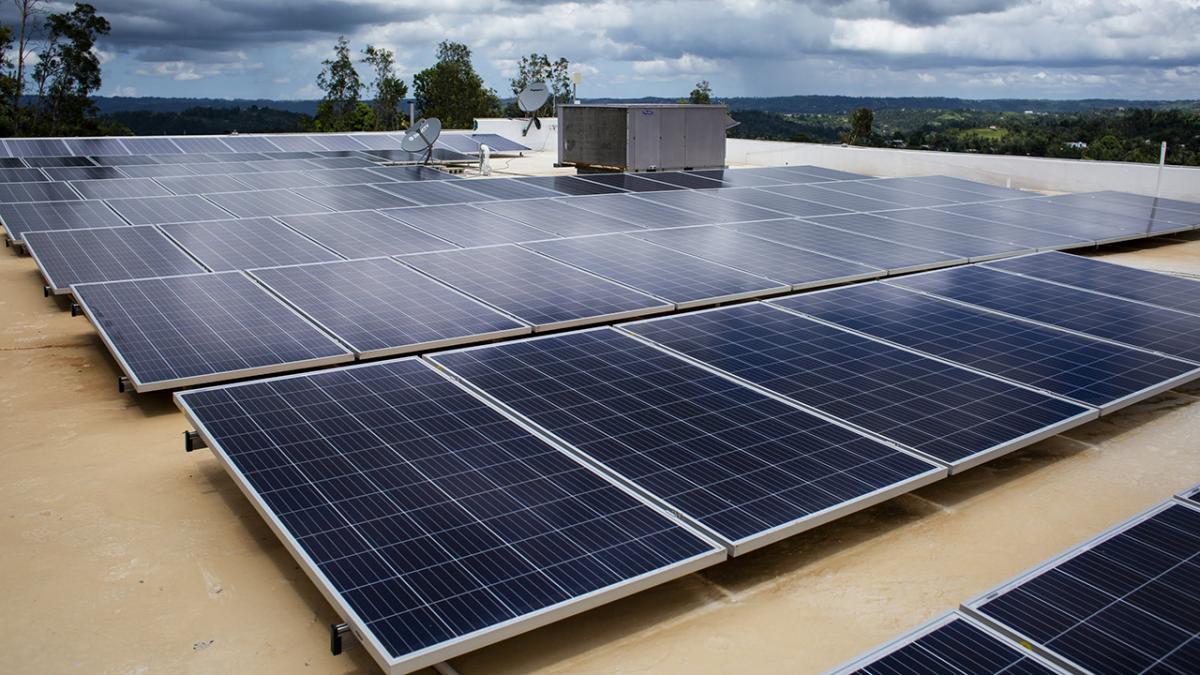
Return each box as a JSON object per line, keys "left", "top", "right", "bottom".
{"left": 117, "top": 376, "right": 131, "bottom": 394}
{"left": 330, "top": 623, "right": 358, "bottom": 656}
{"left": 184, "top": 430, "right": 207, "bottom": 453}
{"left": 434, "top": 662, "right": 462, "bottom": 675}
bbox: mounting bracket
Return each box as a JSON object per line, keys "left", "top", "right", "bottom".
{"left": 329, "top": 622, "right": 358, "bottom": 656}
{"left": 70, "top": 302, "right": 83, "bottom": 317}
{"left": 184, "top": 430, "right": 207, "bottom": 452}
{"left": 117, "top": 376, "right": 131, "bottom": 394}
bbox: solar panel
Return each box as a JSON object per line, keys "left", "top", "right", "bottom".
{"left": 512, "top": 175, "right": 626, "bottom": 196}
{"left": 822, "top": 181, "right": 956, "bottom": 208}
{"left": 468, "top": 133, "right": 529, "bottom": 152}
{"left": 42, "top": 166, "right": 125, "bottom": 182}
{"left": 24, "top": 225, "right": 207, "bottom": 293}
{"left": 121, "top": 138, "right": 184, "bottom": 155}
{"left": 262, "top": 135, "right": 327, "bottom": 152}
{"left": 911, "top": 176, "right": 1031, "bottom": 200}
{"left": 565, "top": 194, "right": 713, "bottom": 227}
{"left": 430, "top": 328, "right": 944, "bottom": 553}
{"left": 984, "top": 252, "right": 1200, "bottom": 317}
{"left": 306, "top": 168, "right": 395, "bottom": 187}
{"left": 347, "top": 133, "right": 406, "bottom": 150}
{"left": 309, "top": 134, "right": 367, "bottom": 151}
{"left": 807, "top": 212, "right": 1030, "bottom": 261}
{"left": 105, "top": 194, "right": 234, "bottom": 225}
{"left": 278, "top": 210, "right": 454, "bottom": 258}
{"left": 73, "top": 271, "right": 352, "bottom": 391}
{"left": 936, "top": 203, "right": 1130, "bottom": 243}
{"left": 114, "top": 163, "right": 203, "bottom": 179}
{"left": 203, "top": 189, "right": 330, "bottom": 218}
{"left": 710, "top": 187, "right": 852, "bottom": 218}
{"left": 964, "top": 501, "right": 1200, "bottom": 674}
{"left": 175, "top": 357, "right": 723, "bottom": 673}
{"left": 475, "top": 198, "right": 637, "bottom": 237}
{"left": 780, "top": 166, "right": 871, "bottom": 181}
{"left": 6, "top": 138, "right": 71, "bottom": 156}
{"left": 882, "top": 208, "right": 1089, "bottom": 251}
{"left": 384, "top": 204, "right": 553, "bottom": 247}
{"left": 626, "top": 303, "right": 1094, "bottom": 471}
{"left": 304, "top": 156, "right": 379, "bottom": 170}
{"left": 400, "top": 245, "right": 671, "bottom": 330}
{"left": 1179, "top": 483, "right": 1200, "bottom": 505}
{"left": 452, "top": 178, "right": 561, "bottom": 201}
{"left": 372, "top": 180, "right": 490, "bottom": 206}
{"left": 311, "top": 149, "right": 373, "bottom": 158}
{"left": 0, "top": 167, "right": 50, "bottom": 183}
{"left": 576, "top": 173, "right": 684, "bottom": 192}
{"left": 634, "top": 190, "right": 791, "bottom": 223}
{"left": 0, "top": 157, "right": 27, "bottom": 168}
{"left": 171, "top": 137, "right": 235, "bottom": 153}
{"left": 369, "top": 166, "right": 457, "bottom": 182}
{"left": 525, "top": 234, "right": 789, "bottom": 308}
{"left": 207, "top": 152, "right": 270, "bottom": 163}
{"left": 735, "top": 167, "right": 827, "bottom": 183}
{"left": 998, "top": 198, "right": 1186, "bottom": 237}
{"left": 221, "top": 136, "right": 282, "bottom": 153}
{"left": 66, "top": 138, "right": 131, "bottom": 156}
{"left": 1084, "top": 190, "right": 1200, "bottom": 217}
{"left": 248, "top": 257, "right": 529, "bottom": 357}
{"left": 1046, "top": 193, "right": 1200, "bottom": 226}
{"left": 638, "top": 172, "right": 726, "bottom": 190}
{"left": 436, "top": 135, "right": 483, "bottom": 153}
{"left": 772, "top": 282, "right": 1200, "bottom": 413}
{"left": 687, "top": 169, "right": 790, "bottom": 187}
{"left": 829, "top": 611, "right": 1065, "bottom": 675}
{"left": 160, "top": 217, "right": 342, "bottom": 271}
{"left": 764, "top": 184, "right": 905, "bottom": 212}
{"left": 291, "top": 184, "right": 415, "bottom": 211}
{"left": 70, "top": 178, "right": 173, "bottom": 200}
{"left": 870, "top": 176, "right": 1029, "bottom": 203}
{"left": 887, "top": 265, "right": 1200, "bottom": 363}
{"left": 0, "top": 199, "right": 128, "bottom": 243}
{"left": 244, "top": 158, "right": 322, "bottom": 173}
{"left": 728, "top": 219, "right": 966, "bottom": 274}
{"left": 264, "top": 152, "right": 322, "bottom": 161}
{"left": 155, "top": 174, "right": 254, "bottom": 196}
{"left": 0, "top": 181, "right": 80, "bottom": 203}
{"left": 226, "top": 170, "right": 327, "bottom": 191}
{"left": 90, "top": 154, "right": 158, "bottom": 167}
{"left": 633, "top": 225, "right": 883, "bottom": 290}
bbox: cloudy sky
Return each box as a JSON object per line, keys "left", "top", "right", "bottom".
{"left": 13, "top": 0, "right": 1200, "bottom": 100}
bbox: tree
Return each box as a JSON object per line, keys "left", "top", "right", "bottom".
{"left": 1084, "top": 135, "right": 1125, "bottom": 162}
{"left": 314, "top": 36, "right": 364, "bottom": 132}
{"left": 508, "top": 53, "right": 570, "bottom": 116}
{"left": 412, "top": 41, "right": 501, "bottom": 129}
{"left": 361, "top": 45, "right": 407, "bottom": 131}
{"left": 0, "top": 25, "right": 15, "bottom": 135}
{"left": 688, "top": 80, "right": 712, "bottom": 105}
{"left": 843, "top": 107, "right": 873, "bottom": 145}
{"left": 32, "top": 3, "right": 110, "bottom": 135}
{"left": 11, "top": 0, "right": 46, "bottom": 120}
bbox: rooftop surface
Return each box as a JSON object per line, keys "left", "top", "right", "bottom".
{"left": 2, "top": 148, "right": 1198, "bottom": 674}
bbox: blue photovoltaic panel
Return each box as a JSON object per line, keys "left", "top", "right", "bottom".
{"left": 711, "top": 187, "right": 852, "bottom": 218}
{"left": 475, "top": 198, "right": 637, "bottom": 237}
{"left": 203, "top": 189, "right": 330, "bottom": 218}
{"left": 70, "top": 178, "right": 173, "bottom": 200}
{"left": 734, "top": 167, "right": 824, "bottom": 183}
{"left": 999, "top": 198, "right": 1190, "bottom": 235}
{"left": 0, "top": 157, "right": 27, "bottom": 167}
{"left": 1084, "top": 190, "right": 1200, "bottom": 217}
{"left": 635, "top": 190, "right": 791, "bottom": 223}
{"left": 764, "top": 184, "right": 905, "bottom": 212}
{"left": 278, "top": 210, "right": 454, "bottom": 258}
{"left": 249, "top": 257, "right": 529, "bottom": 357}
{"left": 290, "top": 184, "right": 415, "bottom": 211}
{"left": 373, "top": 180, "right": 493, "bottom": 206}
{"left": 346, "top": 133, "right": 406, "bottom": 150}
{"left": 431, "top": 329, "right": 943, "bottom": 553}
{"left": 0, "top": 181, "right": 80, "bottom": 203}
{"left": 984, "top": 252, "right": 1200, "bottom": 317}
{"left": 633, "top": 225, "right": 884, "bottom": 290}
{"left": 966, "top": 501, "right": 1200, "bottom": 675}
{"left": 778, "top": 166, "right": 871, "bottom": 181}
{"left": 881, "top": 208, "right": 1088, "bottom": 251}
{"left": 912, "top": 175, "right": 1031, "bottom": 200}
{"left": 264, "top": 135, "right": 327, "bottom": 152}
{"left": 309, "top": 134, "right": 368, "bottom": 151}
{"left": 310, "top": 149, "right": 371, "bottom": 158}
{"left": 24, "top": 225, "right": 207, "bottom": 293}
{"left": 220, "top": 135, "right": 283, "bottom": 153}
{"left": 304, "top": 156, "right": 379, "bottom": 170}
{"left": 888, "top": 265, "right": 1200, "bottom": 363}
{"left": 74, "top": 271, "right": 352, "bottom": 390}
{"left": 1044, "top": 193, "right": 1200, "bottom": 227}
{"left": 625, "top": 303, "right": 1093, "bottom": 471}
{"left": 6, "top": 138, "right": 71, "bottom": 156}
{"left": 867, "top": 176, "right": 1015, "bottom": 203}
{"left": 207, "top": 152, "right": 269, "bottom": 163}
{"left": 43, "top": 167, "right": 125, "bottom": 182}
{"left": 576, "top": 173, "right": 684, "bottom": 192}
{"left": 728, "top": 219, "right": 966, "bottom": 274}
{"left": 228, "top": 171, "right": 327, "bottom": 191}
{"left": 830, "top": 611, "right": 1063, "bottom": 675}
{"left": 687, "top": 169, "right": 791, "bottom": 188}
{"left": 176, "top": 357, "right": 722, "bottom": 673}
{"left": 160, "top": 217, "right": 342, "bottom": 271}
{"left": 639, "top": 172, "right": 726, "bottom": 190}
{"left": 105, "top": 194, "right": 233, "bottom": 225}
{"left": 170, "top": 137, "right": 235, "bottom": 153}
{"left": 400, "top": 245, "right": 671, "bottom": 330}
{"left": 772, "top": 282, "right": 1200, "bottom": 412}
{"left": 524, "top": 234, "right": 789, "bottom": 308}
{"left": 66, "top": 138, "right": 131, "bottom": 156}
{"left": 156, "top": 174, "right": 254, "bottom": 195}
{"left": 451, "top": 178, "right": 560, "bottom": 201}
{"left": 512, "top": 175, "right": 626, "bottom": 196}
{"left": 384, "top": 204, "right": 553, "bottom": 247}
{"left": 807, "top": 212, "right": 1029, "bottom": 261}
{"left": 936, "top": 203, "right": 1129, "bottom": 243}
{"left": 305, "top": 167, "right": 397, "bottom": 187}
{"left": 115, "top": 163, "right": 202, "bottom": 179}
{"left": 263, "top": 152, "right": 321, "bottom": 160}
{"left": 369, "top": 166, "right": 457, "bottom": 182}
{"left": 120, "top": 138, "right": 183, "bottom": 155}
{"left": 821, "top": 181, "right": 955, "bottom": 208}
{"left": 0, "top": 167, "right": 50, "bottom": 183}
{"left": 566, "top": 194, "right": 714, "bottom": 227}
{"left": 468, "top": 133, "right": 529, "bottom": 152}
{"left": 0, "top": 200, "right": 127, "bottom": 242}
{"left": 243, "top": 159, "right": 324, "bottom": 173}
{"left": 23, "top": 156, "right": 95, "bottom": 167}
{"left": 436, "top": 135, "right": 483, "bottom": 153}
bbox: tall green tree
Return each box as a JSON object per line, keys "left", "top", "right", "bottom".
{"left": 31, "top": 3, "right": 110, "bottom": 135}
{"left": 843, "top": 107, "right": 874, "bottom": 145}
{"left": 362, "top": 45, "right": 407, "bottom": 131}
{"left": 508, "top": 53, "right": 570, "bottom": 116}
{"left": 314, "top": 36, "right": 368, "bottom": 132}
{"left": 0, "top": 24, "right": 16, "bottom": 135}
{"left": 1084, "top": 135, "right": 1125, "bottom": 161}
{"left": 412, "top": 41, "right": 501, "bottom": 129}
{"left": 688, "top": 80, "right": 712, "bottom": 104}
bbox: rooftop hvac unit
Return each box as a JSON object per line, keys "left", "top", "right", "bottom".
{"left": 557, "top": 104, "right": 732, "bottom": 172}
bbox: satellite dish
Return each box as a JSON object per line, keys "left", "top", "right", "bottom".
{"left": 517, "top": 81, "right": 551, "bottom": 136}
{"left": 401, "top": 117, "right": 442, "bottom": 164}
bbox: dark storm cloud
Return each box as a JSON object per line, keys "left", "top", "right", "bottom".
{"left": 880, "top": 0, "right": 1019, "bottom": 26}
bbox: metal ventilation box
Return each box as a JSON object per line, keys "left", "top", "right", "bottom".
{"left": 557, "top": 104, "right": 728, "bottom": 172}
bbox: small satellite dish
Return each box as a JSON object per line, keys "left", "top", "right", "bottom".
{"left": 517, "top": 81, "right": 551, "bottom": 136}
{"left": 401, "top": 117, "right": 442, "bottom": 164}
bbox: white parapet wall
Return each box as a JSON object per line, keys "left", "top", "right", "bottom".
{"left": 727, "top": 139, "right": 1200, "bottom": 201}
{"left": 473, "top": 117, "right": 559, "bottom": 153}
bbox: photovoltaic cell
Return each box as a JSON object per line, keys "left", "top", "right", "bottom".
{"left": 1044, "top": 193, "right": 1200, "bottom": 227}
{"left": 451, "top": 178, "right": 561, "bottom": 201}
{"left": 90, "top": 155, "right": 161, "bottom": 167}
{"left": 66, "top": 138, "right": 131, "bottom": 156}
{"left": 984, "top": 252, "right": 1200, "bottom": 317}
{"left": 6, "top": 138, "right": 71, "bottom": 156}
{"left": 475, "top": 198, "right": 637, "bottom": 237}
{"left": 229, "top": 171, "right": 328, "bottom": 191}
{"left": 807, "top": 212, "right": 1029, "bottom": 261}
{"left": 565, "top": 194, "right": 714, "bottom": 227}
{"left": 0, "top": 181, "right": 80, "bottom": 203}
{"left": 436, "top": 135, "right": 483, "bottom": 153}
{"left": 735, "top": 167, "right": 825, "bottom": 183}
{"left": 965, "top": 501, "right": 1200, "bottom": 675}
{"left": 524, "top": 234, "right": 789, "bottom": 308}
{"left": 0, "top": 167, "right": 51, "bottom": 182}
{"left": 70, "top": 178, "right": 173, "bottom": 200}
{"left": 43, "top": 166, "right": 126, "bottom": 182}
{"left": 881, "top": 208, "right": 1088, "bottom": 251}
{"left": 911, "top": 175, "right": 1031, "bottom": 200}
{"left": 780, "top": 166, "right": 871, "bottom": 181}
{"left": 576, "top": 173, "right": 686, "bottom": 193}
{"left": 203, "top": 189, "right": 331, "bottom": 218}
{"left": 74, "top": 271, "right": 352, "bottom": 391}
{"left": 249, "top": 257, "right": 529, "bottom": 357}
{"left": 0, "top": 200, "right": 127, "bottom": 242}
{"left": 264, "top": 135, "right": 327, "bottom": 152}
{"left": 400, "top": 245, "right": 671, "bottom": 330}
{"left": 156, "top": 174, "right": 254, "bottom": 195}
{"left": 999, "top": 198, "right": 1189, "bottom": 235}
{"left": 290, "top": 184, "right": 416, "bottom": 211}
{"left": 1084, "top": 191, "right": 1200, "bottom": 218}
{"left": 772, "top": 282, "right": 1200, "bottom": 412}
{"left": 634, "top": 190, "right": 791, "bottom": 223}
{"left": 384, "top": 204, "right": 553, "bottom": 247}
{"left": 171, "top": 137, "right": 235, "bottom": 153}
{"left": 937, "top": 203, "right": 1128, "bottom": 243}
{"left": 373, "top": 180, "right": 494, "bottom": 206}
{"left": 625, "top": 303, "right": 1094, "bottom": 471}
{"left": 369, "top": 166, "right": 457, "bottom": 182}
{"left": 306, "top": 167, "right": 398, "bottom": 187}
{"left": 303, "top": 156, "right": 379, "bottom": 170}
{"left": 687, "top": 169, "right": 791, "bottom": 188}
{"left": 121, "top": 138, "right": 183, "bottom": 155}
{"left": 105, "top": 194, "right": 234, "bottom": 225}
{"left": 728, "top": 219, "right": 966, "bottom": 274}
{"left": 24, "top": 225, "right": 207, "bottom": 293}
{"left": 20, "top": 157, "right": 100, "bottom": 168}
{"left": 512, "top": 175, "right": 626, "bottom": 196}
{"left": 277, "top": 210, "right": 454, "bottom": 258}
{"left": 175, "top": 357, "right": 722, "bottom": 673}
{"left": 0, "top": 157, "right": 27, "bottom": 167}
{"left": 710, "top": 187, "right": 852, "bottom": 218}
{"left": 887, "top": 265, "right": 1200, "bottom": 363}
{"left": 633, "top": 225, "right": 884, "bottom": 290}
{"left": 221, "top": 135, "right": 283, "bottom": 153}
{"left": 310, "top": 134, "right": 367, "bottom": 151}
{"left": 820, "top": 181, "right": 955, "bottom": 208}
{"left": 430, "top": 328, "right": 943, "bottom": 553}
{"left": 639, "top": 172, "right": 726, "bottom": 190}
{"left": 867, "top": 176, "right": 1014, "bottom": 203}
{"left": 116, "top": 163, "right": 204, "bottom": 179}
{"left": 160, "top": 217, "right": 342, "bottom": 271}
{"left": 764, "top": 184, "right": 905, "bottom": 212}
{"left": 468, "top": 133, "right": 529, "bottom": 152}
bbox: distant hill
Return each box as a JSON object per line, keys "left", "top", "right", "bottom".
{"left": 94, "top": 97, "right": 320, "bottom": 116}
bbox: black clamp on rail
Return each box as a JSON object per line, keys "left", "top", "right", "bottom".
{"left": 330, "top": 623, "right": 358, "bottom": 656}
{"left": 184, "top": 430, "right": 207, "bottom": 453}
